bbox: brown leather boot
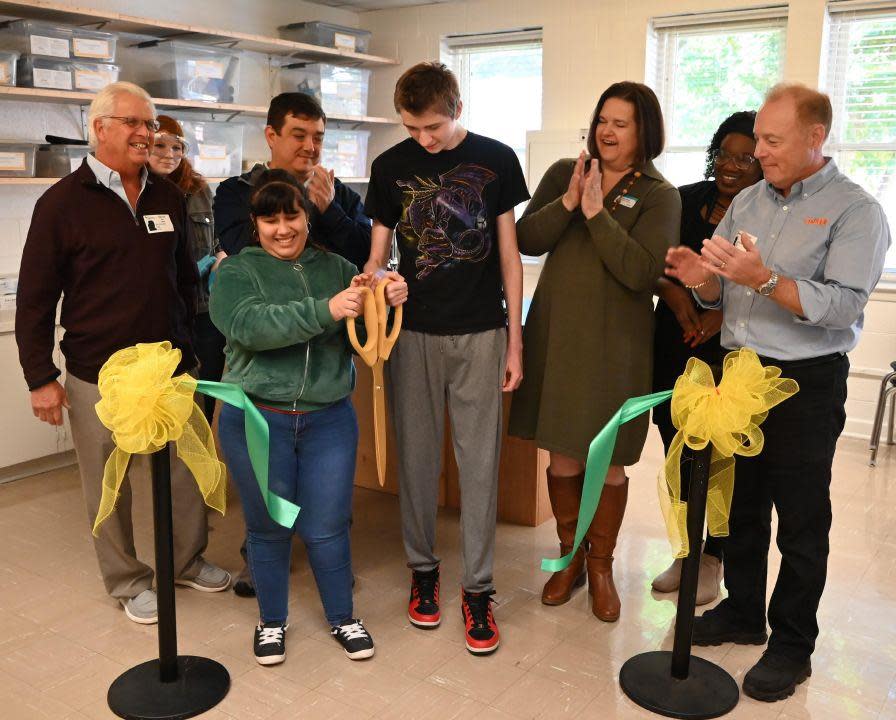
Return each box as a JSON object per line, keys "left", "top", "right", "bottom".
{"left": 541, "top": 471, "right": 587, "bottom": 606}
{"left": 586, "top": 479, "right": 629, "bottom": 622}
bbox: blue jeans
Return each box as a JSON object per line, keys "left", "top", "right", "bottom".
{"left": 218, "top": 397, "right": 358, "bottom": 626}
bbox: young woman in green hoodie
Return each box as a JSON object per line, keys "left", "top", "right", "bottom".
{"left": 210, "top": 170, "right": 407, "bottom": 666}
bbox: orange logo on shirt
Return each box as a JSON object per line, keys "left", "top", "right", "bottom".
{"left": 804, "top": 217, "right": 829, "bottom": 226}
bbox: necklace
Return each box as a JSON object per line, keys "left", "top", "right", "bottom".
{"left": 609, "top": 171, "right": 642, "bottom": 214}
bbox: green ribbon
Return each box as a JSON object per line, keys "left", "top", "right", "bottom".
{"left": 195, "top": 380, "right": 301, "bottom": 529}
{"left": 541, "top": 390, "right": 673, "bottom": 572}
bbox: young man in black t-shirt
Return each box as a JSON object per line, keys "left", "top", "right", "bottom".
{"left": 364, "top": 62, "right": 529, "bottom": 655}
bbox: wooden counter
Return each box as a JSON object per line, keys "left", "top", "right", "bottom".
{"left": 350, "top": 364, "right": 552, "bottom": 527}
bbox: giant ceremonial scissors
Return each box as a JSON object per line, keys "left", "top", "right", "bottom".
{"left": 347, "top": 278, "right": 403, "bottom": 486}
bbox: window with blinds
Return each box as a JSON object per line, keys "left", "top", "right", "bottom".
{"left": 823, "top": 1, "right": 896, "bottom": 273}
{"left": 441, "top": 28, "right": 543, "bottom": 194}
{"left": 647, "top": 10, "right": 787, "bottom": 187}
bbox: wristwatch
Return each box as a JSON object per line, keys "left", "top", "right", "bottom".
{"left": 757, "top": 271, "right": 779, "bottom": 296}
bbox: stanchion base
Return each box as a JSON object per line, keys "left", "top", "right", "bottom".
{"left": 108, "top": 655, "right": 230, "bottom": 720}
{"left": 619, "top": 651, "right": 739, "bottom": 719}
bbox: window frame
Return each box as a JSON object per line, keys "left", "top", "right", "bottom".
{"left": 646, "top": 9, "right": 788, "bottom": 185}
{"left": 823, "top": 1, "right": 896, "bottom": 277}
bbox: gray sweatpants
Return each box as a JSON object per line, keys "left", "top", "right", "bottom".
{"left": 386, "top": 328, "right": 506, "bottom": 593}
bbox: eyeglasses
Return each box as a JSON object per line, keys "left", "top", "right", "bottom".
{"left": 150, "top": 143, "right": 186, "bottom": 157}
{"left": 102, "top": 116, "right": 161, "bottom": 133}
{"left": 711, "top": 148, "right": 757, "bottom": 171}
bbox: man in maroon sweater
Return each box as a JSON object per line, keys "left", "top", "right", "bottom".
{"left": 15, "top": 82, "right": 230, "bottom": 624}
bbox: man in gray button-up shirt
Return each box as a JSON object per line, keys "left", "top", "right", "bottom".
{"left": 666, "top": 83, "right": 890, "bottom": 703}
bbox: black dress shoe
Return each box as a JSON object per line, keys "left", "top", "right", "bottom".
{"left": 743, "top": 652, "right": 811, "bottom": 702}
{"left": 692, "top": 606, "right": 768, "bottom": 646}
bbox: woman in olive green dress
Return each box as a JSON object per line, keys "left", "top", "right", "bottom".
{"left": 509, "top": 82, "right": 680, "bottom": 622}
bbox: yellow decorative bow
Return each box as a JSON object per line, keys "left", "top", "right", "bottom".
{"left": 92, "top": 342, "right": 226, "bottom": 536}
{"left": 658, "top": 348, "right": 798, "bottom": 558}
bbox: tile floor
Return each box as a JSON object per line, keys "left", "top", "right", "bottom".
{"left": 0, "top": 428, "right": 894, "bottom": 719}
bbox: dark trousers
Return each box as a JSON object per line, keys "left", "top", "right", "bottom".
{"left": 194, "top": 311, "right": 227, "bottom": 424}
{"left": 655, "top": 404, "right": 725, "bottom": 561}
{"left": 719, "top": 353, "right": 848, "bottom": 662}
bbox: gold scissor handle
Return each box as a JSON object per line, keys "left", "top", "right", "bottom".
{"left": 346, "top": 286, "right": 379, "bottom": 366}
{"left": 375, "top": 278, "right": 403, "bottom": 361}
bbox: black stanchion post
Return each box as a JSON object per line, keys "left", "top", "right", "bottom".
{"left": 670, "top": 444, "right": 710, "bottom": 680}
{"left": 107, "top": 444, "right": 230, "bottom": 720}
{"left": 151, "top": 444, "right": 179, "bottom": 683}
{"left": 618, "top": 442, "right": 740, "bottom": 719}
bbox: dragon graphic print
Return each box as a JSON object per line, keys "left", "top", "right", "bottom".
{"left": 396, "top": 163, "right": 498, "bottom": 279}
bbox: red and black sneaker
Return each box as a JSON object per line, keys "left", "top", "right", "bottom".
{"left": 461, "top": 589, "right": 499, "bottom": 654}
{"left": 408, "top": 567, "right": 440, "bottom": 628}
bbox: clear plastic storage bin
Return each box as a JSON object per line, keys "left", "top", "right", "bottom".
{"left": 35, "top": 144, "right": 90, "bottom": 177}
{"left": 71, "top": 60, "right": 119, "bottom": 91}
{"left": 0, "top": 51, "right": 17, "bottom": 86}
{"left": 17, "top": 55, "right": 118, "bottom": 92}
{"left": 278, "top": 22, "right": 371, "bottom": 53}
{"left": 1, "top": 20, "right": 71, "bottom": 59}
{"left": 279, "top": 63, "right": 370, "bottom": 117}
{"left": 71, "top": 28, "right": 117, "bottom": 63}
{"left": 322, "top": 129, "right": 369, "bottom": 179}
{"left": 0, "top": 142, "right": 36, "bottom": 177}
{"left": 17, "top": 55, "right": 73, "bottom": 90}
{"left": 180, "top": 120, "right": 244, "bottom": 178}
{"left": 143, "top": 42, "right": 241, "bottom": 103}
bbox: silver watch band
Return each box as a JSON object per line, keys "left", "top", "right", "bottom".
{"left": 758, "top": 271, "right": 779, "bottom": 296}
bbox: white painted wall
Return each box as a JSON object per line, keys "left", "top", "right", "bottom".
{"left": 359, "top": 0, "right": 896, "bottom": 442}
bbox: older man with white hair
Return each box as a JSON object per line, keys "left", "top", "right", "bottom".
{"left": 666, "top": 83, "right": 890, "bottom": 702}
{"left": 15, "top": 81, "right": 230, "bottom": 624}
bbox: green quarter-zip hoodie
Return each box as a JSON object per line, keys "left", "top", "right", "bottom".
{"left": 209, "top": 245, "right": 359, "bottom": 411}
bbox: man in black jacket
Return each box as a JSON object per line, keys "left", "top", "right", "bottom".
{"left": 214, "top": 92, "right": 372, "bottom": 596}
{"left": 214, "top": 92, "right": 371, "bottom": 269}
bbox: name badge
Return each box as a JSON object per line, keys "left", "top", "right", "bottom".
{"left": 616, "top": 195, "right": 637, "bottom": 208}
{"left": 143, "top": 214, "right": 174, "bottom": 234}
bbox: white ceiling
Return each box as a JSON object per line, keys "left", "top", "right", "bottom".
{"left": 302, "top": 0, "right": 455, "bottom": 10}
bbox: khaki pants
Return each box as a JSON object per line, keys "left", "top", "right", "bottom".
{"left": 65, "top": 373, "right": 208, "bottom": 600}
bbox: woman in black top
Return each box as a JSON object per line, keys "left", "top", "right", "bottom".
{"left": 651, "top": 111, "right": 763, "bottom": 603}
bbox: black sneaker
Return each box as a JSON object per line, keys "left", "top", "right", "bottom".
{"left": 408, "top": 567, "right": 440, "bottom": 628}
{"left": 253, "top": 621, "right": 287, "bottom": 666}
{"left": 743, "top": 651, "right": 812, "bottom": 702}
{"left": 233, "top": 563, "right": 256, "bottom": 598}
{"left": 692, "top": 606, "right": 768, "bottom": 647}
{"left": 461, "top": 589, "right": 499, "bottom": 655}
{"left": 331, "top": 618, "right": 375, "bottom": 660}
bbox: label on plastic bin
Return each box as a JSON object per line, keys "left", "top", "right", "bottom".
{"left": 75, "top": 68, "right": 113, "bottom": 91}
{"left": 73, "top": 38, "right": 111, "bottom": 59}
{"left": 198, "top": 144, "right": 227, "bottom": 160}
{"left": 30, "top": 35, "right": 69, "bottom": 58}
{"left": 337, "top": 82, "right": 359, "bottom": 98}
{"left": 194, "top": 156, "right": 229, "bottom": 177}
{"left": 334, "top": 32, "right": 357, "bottom": 52}
{"left": 33, "top": 68, "right": 72, "bottom": 90}
{"left": 0, "top": 294, "right": 15, "bottom": 326}
{"left": 337, "top": 139, "right": 358, "bottom": 154}
{"left": 0, "top": 152, "right": 26, "bottom": 172}
{"left": 0, "top": 64, "right": 10, "bottom": 85}
{"left": 193, "top": 60, "right": 225, "bottom": 80}
{"left": 321, "top": 79, "right": 338, "bottom": 96}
